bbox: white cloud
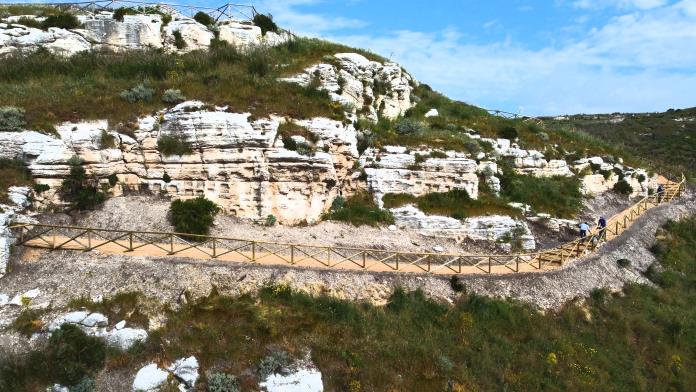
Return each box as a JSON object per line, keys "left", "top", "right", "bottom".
{"left": 257, "top": 0, "right": 366, "bottom": 36}
{"left": 572, "top": 0, "right": 669, "bottom": 10}
{"left": 320, "top": 1, "right": 696, "bottom": 115}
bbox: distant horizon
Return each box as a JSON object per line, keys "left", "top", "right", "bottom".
{"left": 10, "top": 0, "right": 696, "bottom": 116}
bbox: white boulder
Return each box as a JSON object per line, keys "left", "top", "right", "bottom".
{"left": 132, "top": 363, "right": 169, "bottom": 392}
{"left": 260, "top": 366, "right": 323, "bottom": 392}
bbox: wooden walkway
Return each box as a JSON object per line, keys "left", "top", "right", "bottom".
{"left": 10, "top": 175, "right": 686, "bottom": 276}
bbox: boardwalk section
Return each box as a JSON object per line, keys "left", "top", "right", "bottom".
{"left": 11, "top": 176, "right": 686, "bottom": 275}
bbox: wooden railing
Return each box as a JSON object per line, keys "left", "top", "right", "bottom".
{"left": 9, "top": 175, "right": 686, "bottom": 275}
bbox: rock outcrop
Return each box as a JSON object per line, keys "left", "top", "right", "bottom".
{"left": 0, "top": 102, "right": 358, "bottom": 224}
{"left": 0, "top": 186, "right": 34, "bottom": 277}
{"left": 392, "top": 205, "right": 536, "bottom": 251}
{"left": 358, "top": 146, "right": 479, "bottom": 207}
{"left": 0, "top": 10, "right": 290, "bottom": 56}
{"left": 280, "top": 53, "right": 415, "bottom": 121}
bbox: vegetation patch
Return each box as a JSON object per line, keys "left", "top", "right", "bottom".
{"left": 324, "top": 191, "right": 394, "bottom": 226}
{"left": 40, "top": 12, "right": 81, "bottom": 30}
{"left": 499, "top": 167, "right": 583, "bottom": 218}
{"left": 0, "top": 106, "right": 26, "bottom": 132}
{"left": 157, "top": 133, "right": 193, "bottom": 156}
{"left": 253, "top": 13, "right": 278, "bottom": 35}
{"left": 383, "top": 190, "right": 522, "bottom": 220}
{"left": 0, "top": 159, "right": 33, "bottom": 203}
{"left": 60, "top": 156, "right": 106, "bottom": 210}
{"left": 613, "top": 178, "right": 634, "bottom": 195}
{"left": 169, "top": 197, "right": 220, "bottom": 236}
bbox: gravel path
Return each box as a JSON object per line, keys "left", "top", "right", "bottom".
{"left": 1, "top": 188, "right": 692, "bottom": 318}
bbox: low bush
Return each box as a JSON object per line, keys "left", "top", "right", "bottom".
{"left": 0, "top": 106, "right": 26, "bottom": 131}
{"left": 119, "top": 83, "right": 154, "bottom": 103}
{"left": 41, "top": 12, "right": 80, "bottom": 30}
{"left": 157, "top": 133, "right": 193, "bottom": 156}
{"left": 383, "top": 190, "right": 521, "bottom": 219}
{"left": 98, "top": 130, "right": 116, "bottom": 149}
{"left": 172, "top": 30, "right": 186, "bottom": 49}
{"left": 253, "top": 13, "right": 278, "bottom": 35}
{"left": 193, "top": 11, "right": 215, "bottom": 26}
{"left": 162, "top": 172, "right": 172, "bottom": 183}
{"left": 395, "top": 119, "right": 426, "bottom": 135}
{"left": 207, "top": 372, "right": 239, "bottom": 392}
{"left": 169, "top": 197, "right": 220, "bottom": 236}
{"left": 162, "top": 88, "right": 186, "bottom": 104}
{"left": 613, "top": 179, "right": 633, "bottom": 195}
{"left": 265, "top": 214, "right": 277, "bottom": 227}
{"left": 11, "top": 309, "right": 44, "bottom": 337}
{"left": 33, "top": 183, "right": 50, "bottom": 193}
{"left": 15, "top": 16, "right": 42, "bottom": 28}
{"left": 47, "top": 324, "right": 106, "bottom": 385}
{"left": 324, "top": 191, "right": 394, "bottom": 227}
{"left": 497, "top": 125, "right": 518, "bottom": 140}
{"left": 499, "top": 167, "right": 582, "bottom": 218}
{"left": 112, "top": 7, "right": 137, "bottom": 21}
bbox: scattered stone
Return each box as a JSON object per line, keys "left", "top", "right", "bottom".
{"left": 260, "top": 366, "right": 323, "bottom": 392}
{"left": 424, "top": 108, "right": 439, "bottom": 118}
{"left": 115, "top": 320, "right": 127, "bottom": 330}
{"left": 432, "top": 246, "right": 445, "bottom": 253}
{"left": 168, "top": 356, "right": 199, "bottom": 390}
{"left": 0, "top": 293, "right": 8, "bottom": 307}
{"left": 388, "top": 225, "right": 397, "bottom": 231}
{"left": 132, "top": 363, "right": 169, "bottom": 392}
{"left": 9, "top": 288, "right": 40, "bottom": 306}
{"left": 107, "top": 327, "right": 148, "bottom": 351}
{"left": 81, "top": 312, "right": 108, "bottom": 327}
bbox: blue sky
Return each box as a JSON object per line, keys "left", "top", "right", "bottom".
{"left": 18, "top": 0, "right": 696, "bottom": 115}
{"left": 248, "top": 0, "right": 696, "bottom": 115}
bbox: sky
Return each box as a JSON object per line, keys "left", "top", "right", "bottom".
{"left": 15, "top": 0, "right": 696, "bottom": 115}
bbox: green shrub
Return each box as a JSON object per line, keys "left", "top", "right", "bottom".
{"left": 11, "top": 308, "right": 44, "bottom": 337}
{"left": 331, "top": 196, "right": 345, "bottom": 211}
{"left": 429, "top": 150, "right": 448, "bottom": 159}
{"left": 170, "top": 197, "right": 220, "bottom": 236}
{"left": 0, "top": 106, "right": 26, "bottom": 131}
{"left": 383, "top": 190, "right": 520, "bottom": 219}
{"left": 613, "top": 179, "right": 633, "bottom": 195}
{"left": 41, "top": 12, "right": 80, "bottom": 30}
{"left": 253, "top": 13, "right": 278, "bottom": 35}
{"left": 173, "top": 30, "right": 186, "bottom": 49}
{"left": 162, "top": 88, "right": 186, "bottom": 104}
{"left": 33, "top": 183, "right": 50, "bottom": 193}
{"left": 395, "top": 119, "right": 426, "bottom": 135}
{"left": 98, "top": 130, "right": 116, "bottom": 149}
{"left": 257, "top": 350, "right": 291, "bottom": 378}
{"left": 193, "top": 11, "right": 215, "bottom": 26}
{"left": 112, "top": 7, "right": 137, "bottom": 21}
{"left": 207, "top": 372, "right": 239, "bottom": 392}
{"left": 107, "top": 173, "right": 118, "bottom": 187}
{"left": 61, "top": 156, "right": 106, "bottom": 210}
{"left": 265, "top": 214, "right": 277, "bottom": 227}
{"left": 450, "top": 275, "right": 465, "bottom": 292}
{"left": 119, "top": 83, "right": 154, "bottom": 103}
{"left": 70, "top": 377, "right": 96, "bottom": 392}
{"left": 324, "top": 191, "right": 394, "bottom": 227}
{"left": 158, "top": 133, "right": 193, "bottom": 156}
{"left": 246, "top": 47, "right": 272, "bottom": 77}
{"left": 15, "top": 16, "right": 42, "bottom": 28}
{"left": 497, "top": 125, "right": 518, "bottom": 140}
{"left": 163, "top": 172, "right": 172, "bottom": 183}
{"left": 499, "top": 168, "right": 582, "bottom": 218}
{"left": 46, "top": 324, "right": 106, "bottom": 385}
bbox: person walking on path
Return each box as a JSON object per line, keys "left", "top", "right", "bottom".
{"left": 597, "top": 216, "right": 607, "bottom": 241}
{"left": 579, "top": 222, "right": 590, "bottom": 240}
{"left": 657, "top": 184, "right": 665, "bottom": 203}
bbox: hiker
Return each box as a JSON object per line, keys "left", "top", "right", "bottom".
{"left": 579, "top": 222, "right": 590, "bottom": 240}
{"left": 597, "top": 216, "right": 607, "bottom": 241}
{"left": 657, "top": 184, "right": 665, "bottom": 203}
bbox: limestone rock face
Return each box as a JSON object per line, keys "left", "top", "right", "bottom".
{"left": 1, "top": 11, "right": 289, "bottom": 56}
{"left": 0, "top": 102, "right": 358, "bottom": 225}
{"left": 81, "top": 13, "right": 163, "bottom": 51}
{"left": 0, "top": 23, "right": 91, "bottom": 56}
{"left": 0, "top": 186, "right": 33, "bottom": 278}
{"left": 280, "top": 53, "right": 415, "bottom": 121}
{"left": 484, "top": 138, "right": 573, "bottom": 177}
{"left": 392, "top": 205, "right": 536, "bottom": 251}
{"left": 358, "top": 146, "right": 479, "bottom": 207}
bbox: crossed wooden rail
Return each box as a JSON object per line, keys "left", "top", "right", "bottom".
{"left": 10, "top": 175, "right": 686, "bottom": 275}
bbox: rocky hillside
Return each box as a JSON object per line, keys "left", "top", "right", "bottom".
{"left": 0, "top": 4, "right": 664, "bottom": 274}
{"left": 544, "top": 107, "right": 696, "bottom": 181}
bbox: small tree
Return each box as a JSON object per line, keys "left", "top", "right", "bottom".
{"left": 61, "top": 156, "right": 106, "bottom": 210}
{"left": 169, "top": 197, "right": 220, "bottom": 236}
{"left": 253, "top": 13, "right": 278, "bottom": 35}
{"left": 193, "top": 11, "right": 215, "bottom": 26}
{"left": 613, "top": 179, "right": 633, "bottom": 195}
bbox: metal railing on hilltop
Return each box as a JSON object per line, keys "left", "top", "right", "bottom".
{"left": 1, "top": 1, "right": 258, "bottom": 22}
{"left": 9, "top": 175, "right": 686, "bottom": 276}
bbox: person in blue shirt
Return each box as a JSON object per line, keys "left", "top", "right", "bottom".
{"left": 579, "top": 222, "right": 590, "bottom": 239}
{"left": 597, "top": 216, "right": 607, "bottom": 240}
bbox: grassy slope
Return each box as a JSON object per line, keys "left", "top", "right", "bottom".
{"left": 2, "top": 217, "right": 696, "bottom": 391}
{"left": 544, "top": 108, "right": 696, "bottom": 181}
{"left": 0, "top": 38, "right": 386, "bottom": 132}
